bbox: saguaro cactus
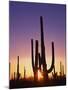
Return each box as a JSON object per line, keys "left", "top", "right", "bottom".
{"left": 31, "top": 39, "right": 39, "bottom": 81}
{"left": 31, "top": 16, "right": 55, "bottom": 81}
{"left": 40, "top": 16, "right": 55, "bottom": 80}
{"left": 17, "top": 56, "right": 20, "bottom": 80}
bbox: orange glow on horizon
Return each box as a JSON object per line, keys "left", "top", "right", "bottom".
{"left": 9, "top": 56, "right": 66, "bottom": 80}
{"left": 38, "top": 70, "right": 43, "bottom": 80}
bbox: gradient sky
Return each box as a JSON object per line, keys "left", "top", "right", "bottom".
{"left": 9, "top": 1, "right": 66, "bottom": 79}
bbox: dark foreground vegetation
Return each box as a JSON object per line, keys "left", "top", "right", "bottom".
{"left": 10, "top": 76, "right": 66, "bottom": 89}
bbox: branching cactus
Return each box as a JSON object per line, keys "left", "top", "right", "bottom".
{"left": 31, "top": 16, "right": 55, "bottom": 81}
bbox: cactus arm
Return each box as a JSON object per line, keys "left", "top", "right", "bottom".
{"left": 31, "top": 39, "right": 35, "bottom": 71}
{"left": 35, "top": 40, "right": 38, "bottom": 69}
{"left": 38, "top": 53, "right": 41, "bottom": 70}
{"left": 47, "top": 42, "right": 54, "bottom": 73}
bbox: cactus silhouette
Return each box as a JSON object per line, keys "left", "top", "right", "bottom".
{"left": 17, "top": 56, "right": 20, "bottom": 80}
{"left": 31, "top": 16, "right": 55, "bottom": 81}
{"left": 31, "top": 39, "right": 39, "bottom": 81}
{"left": 24, "top": 66, "right": 26, "bottom": 79}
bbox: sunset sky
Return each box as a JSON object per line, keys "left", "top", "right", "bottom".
{"left": 9, "top": 1, "right": 66, "bottom": 79}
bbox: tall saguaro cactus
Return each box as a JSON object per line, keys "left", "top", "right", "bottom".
{"left": 31, "top": 16, "right": 55, "bottom": 81}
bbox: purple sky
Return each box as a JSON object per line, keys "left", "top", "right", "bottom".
{"left": 9, "top": 1, "right": 66, "bottom": 76}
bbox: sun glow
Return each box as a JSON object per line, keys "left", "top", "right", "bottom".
{"left": 38, "top": 70, "right": 43, "bottom": 80}
{"left": 10, "top": 56, "right": 66, "bottom": 80}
